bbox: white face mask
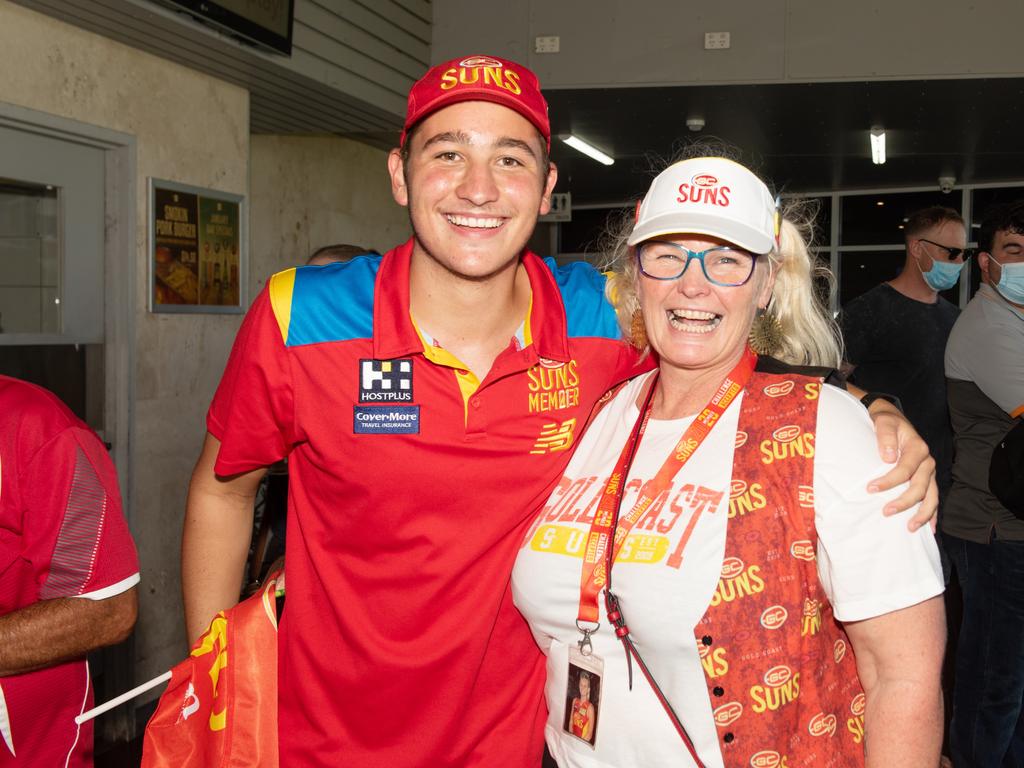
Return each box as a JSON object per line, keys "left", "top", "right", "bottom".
{"left": 989, "top": 253, "right": 1024, "bottom": 304}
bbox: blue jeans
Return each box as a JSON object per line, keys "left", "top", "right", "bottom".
{"left": 944, "top": 533, "right": 1024, "bottom": 767}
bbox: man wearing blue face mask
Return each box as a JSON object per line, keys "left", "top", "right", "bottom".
{"left": 841, "top": 206, "right": 968, "bottom": 508}
{"left": 943, "top": 200, "right": 1024, "bottom": 768}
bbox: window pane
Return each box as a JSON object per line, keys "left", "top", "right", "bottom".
{"left": 971, "top": 187, "right": 1024, "bottom": 232}
{"left": 0, "top": 344, "right": 104, "bottom": 427}
{"left": 559, "top": 207, "right": 626, "bottom": 257}
{"left": 0, "top": 179, "right": 60, "bottom": 334}
{"left": 841, "top": 191, "right": 962, "bottom": 246}
{"left": 838, "top": 250, "right": 904, "bottom": 306}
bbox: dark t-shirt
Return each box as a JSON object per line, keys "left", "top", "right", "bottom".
{"left": 839, "top": 283, "right": 960, "bottom": 496}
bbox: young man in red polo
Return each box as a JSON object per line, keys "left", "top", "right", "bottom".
{"left": 182, "top": 55, "right": 936, "bottom": 767}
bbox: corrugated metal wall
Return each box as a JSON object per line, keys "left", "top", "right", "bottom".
{"left": 13, "top": 0, "right": 431, "bottom": 145}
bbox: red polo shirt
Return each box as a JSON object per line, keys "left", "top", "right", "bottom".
{"left": 208, "top": 240, "right": 642, "bottom": 766}
{"left": 0, "top": 376, "right": 139, "bottom": 767}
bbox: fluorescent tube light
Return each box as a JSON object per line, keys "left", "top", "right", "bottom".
{"left": 561, "top": 135, "right": 614, "bottom": 166}
{"left": 870, "top": 127, "right": 886, "bottom": 165}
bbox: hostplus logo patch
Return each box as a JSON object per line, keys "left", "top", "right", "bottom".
{"left": 359, "top": 359, "right": 413, "bottom": 402}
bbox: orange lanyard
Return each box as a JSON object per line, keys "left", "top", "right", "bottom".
{"left": 576, "top": 346, "right": 756, "bottom": 626}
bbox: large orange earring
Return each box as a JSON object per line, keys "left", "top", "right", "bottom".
{"left": 629, "top": 308, "right": 648, "bottom": 350}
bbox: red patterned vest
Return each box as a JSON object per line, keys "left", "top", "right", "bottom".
{"left": 695, "top": 370, "right": 865, "bottom": 768}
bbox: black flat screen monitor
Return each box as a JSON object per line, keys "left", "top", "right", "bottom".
{"left": 158, "top": 0, "right": 294, "bottom": 55}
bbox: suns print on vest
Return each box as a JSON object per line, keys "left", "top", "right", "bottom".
{"left": 790, "top": 539, "right": 815, "bottom": 562}
{"left": 698, "top": 639, "right": 730, "bottom": 678}
{"left": 713, "top": 700, "right": 744, "bottom": 728}
{"left": 759, "top": 424, "right": 816, "bottom": 465}
{"left": 846, "top": 692, "right": 867, "bottom": 744}
{"left": 708, "top": 555, "right": 765, "bottom": 607}
{"left": 694, "top": 371, "right": 864, "bottom": 766}
{"left": 749, "top": 749, "right": 789, "bottom": 768}
{"left": 797, "top": 484, "right": 815, "bottom": 509}
{"left": 834, "top": 638, "right": 848, "bottom": 664}
{"left": 801, "top": 598, "right": 823, "bottom": 637}
{"left": 760, "top": 604, "right": 788, "bottom": 631}
{"left": 728, "top": 478, "right": 767, "bottom": 518}
{"left": 762, "top": 380, "right": 794, "bottom": 398}
{"left": 808, "top": 711, "right": 838, "bottom": 738}
{"left": 750, "top": 665, "right": 801, "bottom": 714}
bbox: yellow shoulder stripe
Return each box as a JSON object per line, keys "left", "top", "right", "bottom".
{"left": 268, "top": 269, "right": 296, "bottom": 344}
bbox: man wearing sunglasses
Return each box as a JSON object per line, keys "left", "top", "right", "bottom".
{"left": 943, "top": 200, "right": 1024, "bottom": 768}
{"left": 840, "top": 205, "right": 968, "bottom": 511}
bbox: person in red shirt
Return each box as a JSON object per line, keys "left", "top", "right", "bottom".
{"left": 569, "top": 672, "right": 596, "bottom": 743}
{"left": 181, "top": 55, "right": 938, "bottom": 767}
{"left": 0, "top": 375, "right": 139, "bottom": 767}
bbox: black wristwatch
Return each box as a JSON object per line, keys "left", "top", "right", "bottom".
{"left": 860, "top": 391, "right": 903, "bottom": 413}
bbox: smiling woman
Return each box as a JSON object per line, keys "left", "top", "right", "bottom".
{"left": 511, "top": 154, "right": 946, "bottom": 768}
{"left": 607, "top": 160, "right": 841, "bottom": 383}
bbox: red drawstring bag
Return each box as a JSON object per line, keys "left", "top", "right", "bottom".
{"left": 141, "top": 570, "right": 282, "bottom": 767}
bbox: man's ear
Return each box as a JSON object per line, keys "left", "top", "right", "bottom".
{"left": 978, "top": 251, "right": 993, "bottom": 283}
{"left": 388, "top": 149, "right": 409, "bottom": 207}
{"left": 537, "top": 162, "right": 559, "bottom": 216}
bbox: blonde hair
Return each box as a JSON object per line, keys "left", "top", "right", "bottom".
{"left": 768, "top": 203, "right": 843, "bottom": 368}
{"left": 603, "top": 170, "right": 842, "bottom": 369}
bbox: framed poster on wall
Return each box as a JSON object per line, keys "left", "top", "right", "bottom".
{"left": 149, "top": 179, "right": 246, "bottom": 314}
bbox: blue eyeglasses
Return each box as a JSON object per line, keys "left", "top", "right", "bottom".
{"left": 636, "top": 242, "right": 759, "bottom": 287}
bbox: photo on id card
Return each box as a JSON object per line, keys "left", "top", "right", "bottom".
{"left": 563, "top": 645, "right": 603, "bottom": 748}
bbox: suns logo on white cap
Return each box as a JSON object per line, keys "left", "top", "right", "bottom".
{"left": 676, "top": 173, "right": 732, "bottom": 208}
{"left": 460, "top": 56, "right": 504, "bottom": 68}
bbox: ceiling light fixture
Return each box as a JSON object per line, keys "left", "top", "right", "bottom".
{"left": 561, "top": 134, "right": 614, "bottom": 166}
{"left": 870, "top": 126, "right": 886, "bottom": 165}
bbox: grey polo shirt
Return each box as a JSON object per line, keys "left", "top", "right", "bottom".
{"left": 943, "top": 285, "right": 1024, "bottom": 542}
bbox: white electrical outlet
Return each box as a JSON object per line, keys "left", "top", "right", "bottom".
{"left": 704, "top": 32, "right": 730, "bottom": 50}
{"left": 535, "top": 35, "right": 560, "bottom": 54}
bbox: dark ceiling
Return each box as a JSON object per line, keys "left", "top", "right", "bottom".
{"left": 545, "top": 77, "right": 1024, "bottom": 206}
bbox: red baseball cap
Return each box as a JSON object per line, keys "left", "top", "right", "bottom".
{"left": 401, "top": 54, "right": 550, "bottom": 149}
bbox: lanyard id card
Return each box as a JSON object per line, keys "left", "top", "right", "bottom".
{"left": 564, "top": 643, "right": 604, "bottom": 748}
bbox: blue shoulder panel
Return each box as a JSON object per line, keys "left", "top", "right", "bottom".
{"left": 285, "top": 255, "right": 380, "bottom": 346}
{"left": 543, "top": 258, "right": 622, "bottom": 340}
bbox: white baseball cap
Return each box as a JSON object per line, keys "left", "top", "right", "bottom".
{"left": 627, "top": 157, "right": 778, "bottom": 254}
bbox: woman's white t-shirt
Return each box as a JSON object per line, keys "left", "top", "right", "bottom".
{"left": 511, "top": 372, "right": 943, "bottom": 768}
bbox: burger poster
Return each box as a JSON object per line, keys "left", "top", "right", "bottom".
{"left": 150, "top": 179, "right": 245, "bottom": 313}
